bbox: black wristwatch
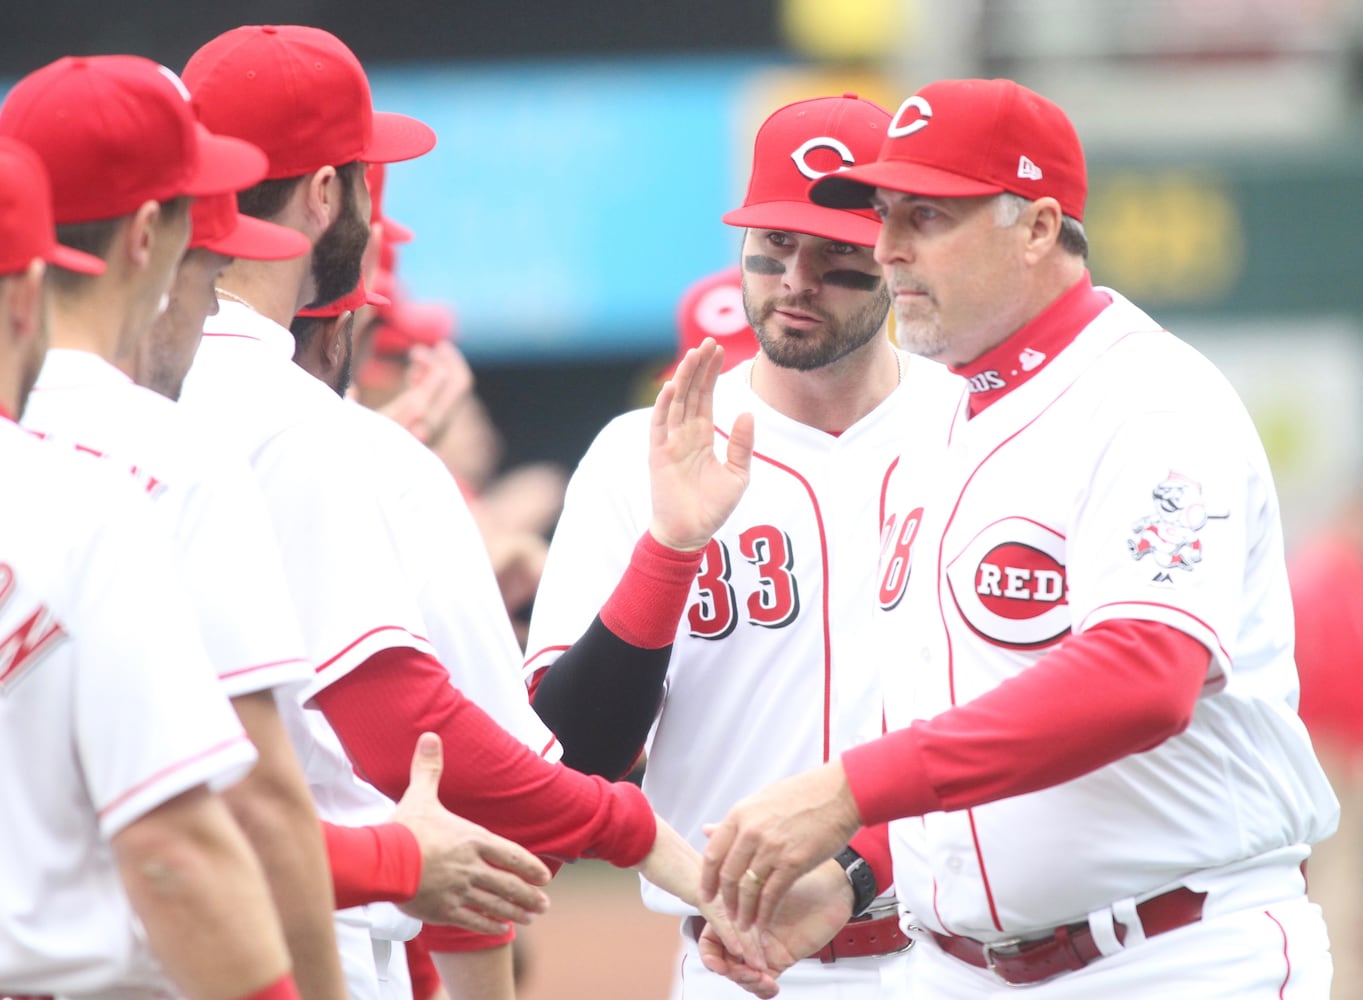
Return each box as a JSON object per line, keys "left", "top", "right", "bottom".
{"left": 835, "top": 845, "right": 878, "bottom": 918}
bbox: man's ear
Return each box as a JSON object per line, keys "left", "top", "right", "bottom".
{"left": 124, "top": 201, "right": 161, "bottom": 271}
{"left": 304, "top": 165, "right": 342, "bottom": 231}
{"left": 1021, "top": 196, "right": 1063, "bottom": 262}
{"left": 322, "top": 313, "right": 350, "bottom": 366}
{"left": 1, "top": 258, "right": 46, "bottom": 346}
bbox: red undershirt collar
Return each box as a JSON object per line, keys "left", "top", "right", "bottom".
{"left": 952, "top": 272, "right": 1111, "bottom": 418}
{"left": 0, "top": 403, "right": 13, "bottom": 424}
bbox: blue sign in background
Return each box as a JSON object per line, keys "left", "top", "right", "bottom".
{"left": 370, "top": 56, "right": 772, "bottom": 363}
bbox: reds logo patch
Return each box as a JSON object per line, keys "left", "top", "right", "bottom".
{"left": 947, "top": 518, "right": 1069, "bottom": 648}
{"left": 1127, "top": 471, "right": 1226, "bottom": 582}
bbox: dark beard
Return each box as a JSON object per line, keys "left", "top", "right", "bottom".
{"left": 305, "top": 178, "right": 369, "bottom": 310}
{"left": 746, "top": 286, "right": 891, "bottom": 371}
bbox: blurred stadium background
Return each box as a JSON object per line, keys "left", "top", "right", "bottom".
{"left": 6, "top": 2, "right": 1362, "bottom": 996}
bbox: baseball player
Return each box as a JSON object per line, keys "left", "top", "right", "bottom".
{"left": 523, "top": 94, "right": 965, "bottom": 998}
{"left": 698, "top": 78, "right": 1340, "bottom": 998}
{"left": 178, "top": 24, "right": 765, "bottom": 1000}
{"left": 0, "top": 134, "right": 298, "bottom": 1000}
{"left": 0, "top": 54, "right": 352, "bottom": 1000}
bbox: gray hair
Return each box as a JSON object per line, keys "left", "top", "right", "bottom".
{"left": 993, "top": 192, "right": 1088, "bottom": 259}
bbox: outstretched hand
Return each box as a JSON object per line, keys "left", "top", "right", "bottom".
{"left": 648, "top": 337, "right": 755, "bottom": 552}
{"left": 379, "top": 340, "right": 473, "bottom": 447}
{"left": 392, "top": 733, "right": 552, "bottom": 931}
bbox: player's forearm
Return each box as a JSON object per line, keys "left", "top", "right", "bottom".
{"left": 842, "top": 619, "right": 1209, "bottom": 825}
{"left": 224, "top": 692, "right": 346, "bottom": 1000}
{"left": 315, "top": 647, "right": 657, "bottom": 866}
{"left": 632, "top": 815, "right": 709, "bottom": 909}
{"left": 113, "top": 785, "right": 292, "bottom": 1000}
{"left": 428, "top": 943, "right": 516, "bottom": 1000}
{"left": 529, "top": 616, "right": 669, "bottom": 777}
{"left": 530, "top": 532, "right": 701, "bottom": 777}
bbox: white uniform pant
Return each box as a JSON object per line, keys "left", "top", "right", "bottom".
{"left": 671, "top": 929, "right": 913, "bottom": 999}
{"left": 335, "top": 904, "right": 417, "bottom": 1000}
{"left": 899, "top": 894, "right": 1332, "bottom": 999}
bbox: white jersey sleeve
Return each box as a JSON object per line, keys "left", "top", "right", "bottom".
{"left": 250, "top": 424, "right": 436, "bottom": 704}
{"left": 171, "top": 453, "right": 313, "bottom": 698}
{"left": 340, "top": 400, "right": 560, "bottom": 759}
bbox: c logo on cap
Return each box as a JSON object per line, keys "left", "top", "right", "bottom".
{"left": 888, "top": 96, "right": 932, "bottom": 138}
{"left": 694, "top": 284, "right": 748, "bottom": 337}
{"left": 790, "top": 137, "right": 856, "bottom": 181}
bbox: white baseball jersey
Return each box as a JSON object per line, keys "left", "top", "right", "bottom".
{"left": 180, "top": 302, "right": 431, "bottom": 999}
{"left": 526, "top": 352, "right": 964, "bottom": 917}
{"left": 339, "top": 398, "right": 560, "bottom": 759}
{"left": 22, "top": 348, "right": 313, "bottom": 699}
{"left": 0, "top": 417, "right": 254, "bottom": 996}
{"left": 879, "top": 288, "right": 1339, "bottom": 940}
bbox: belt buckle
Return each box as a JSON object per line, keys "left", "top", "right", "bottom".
{"left": 981, "top": 936, "right": 1028, "bottom": 987}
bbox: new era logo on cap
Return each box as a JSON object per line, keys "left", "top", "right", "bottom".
{"left": 809, "top": 79, "right": 1088, "bottom": 222}
{"left": 1017, "top": 155, "right": 1043, "bottom": 180}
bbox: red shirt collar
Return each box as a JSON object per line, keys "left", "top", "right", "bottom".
{"left": 952, "top": 272, "right": 1111, "bottom": 417}
{"left": 0, "top": 402, "right": 15, "bottom": 424}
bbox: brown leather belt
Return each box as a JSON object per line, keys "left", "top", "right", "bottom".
{"left": 684, "top": 909, "right": 912, "bottom": 964}
{"left": 930, "top": 886, "right": 1206, "bottom": 986}
{"left": 812, "top": 909, "right": 913, "bottom": 963}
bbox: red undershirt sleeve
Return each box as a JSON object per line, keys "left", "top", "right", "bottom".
{"left": 842, "top": 619, "right": 1210, "bottom": 826}
{"left": 315, "top": 647, "right": 657, "bottom": 955}
{"left": 313, "top": 646, "right": 658, "bottom": 863}
{"left": 321, "top": 820, "right": 421, "bottom": 909}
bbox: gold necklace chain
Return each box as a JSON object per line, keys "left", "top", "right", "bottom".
{"left": 214, "top": 287, "right": 259, "bottom": 313}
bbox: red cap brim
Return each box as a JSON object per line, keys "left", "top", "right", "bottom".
{"left": 722, "top": 200, "right": 881, "bottom": 247}
{"left": 810, "top": 161, "right": 1003, "bottom": 209}
{"left": 183, "top": 127, "right": 269, "bottom": 198}
{"left": 361, "top": 112, "right": 437, "bottom": 165}
{"left": 198, "top": 213, "right": 311, "bottom": 261}
{"left": 45, "top": 242, "right": 106, "bottom": 275}
{"left": 381, "top": 214, "right": 414, "bottom": 244}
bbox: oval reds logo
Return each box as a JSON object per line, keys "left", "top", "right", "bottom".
{"left": 946, "top": 518, "right": 1069, "bottom": 648}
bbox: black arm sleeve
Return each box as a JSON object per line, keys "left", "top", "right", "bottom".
{"left": 530, "top": 616, "right": 672, "bottom": 779}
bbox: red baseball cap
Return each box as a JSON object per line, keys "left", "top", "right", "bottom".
{"left": 296, "top": 278, "right": 389, "bottom": 319}
{"left": 0, "top": 56, "right": 267, "bottom": 224}
{"left": 723, "top": 94, "right": 890, "bottom": 247}
{"left": 0, "top": 137, "right": 104, "bottom": 276}
{"left": 371, "top": 299, "right": 456, "bottom": 356}
{"left": 663, "top": 265, "right": 757, "bottom": 378}
{"left": 810, "top": 79, "right": 1088, "bottom": 221}
{"left": 184, "top": 25, "right": 437, "bottom": 180}
{"left": 190, "top": 191, "right": 312, "bottom": 260}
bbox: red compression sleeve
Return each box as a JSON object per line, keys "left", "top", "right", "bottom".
{"left": 313, "top": 646, "right": 657, "bottom": 865}
{"left": 842, "top": 620, "right": 1210, "bottom": 826}
{"left": 321, "top": 820, "right": 421, "bottom": 909}
{"left": 600, "top": 532, "right": 705, "bottom": 648}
